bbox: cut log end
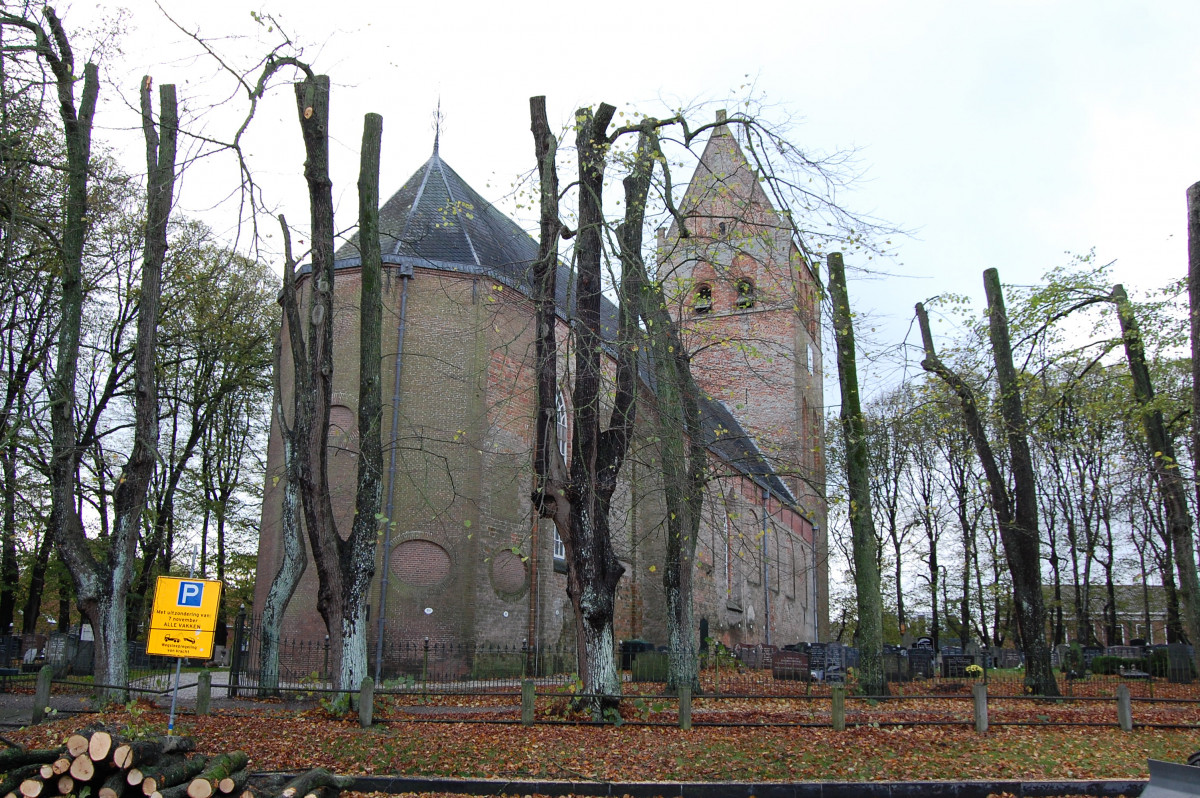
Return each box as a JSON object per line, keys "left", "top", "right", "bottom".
{"left": 186, "top": 781, "right": 213, "bottom": 798}
{"left": 69, "top": 754, "right": 95, "bottom": 781}
{"left": 52, "top": 759, "right": 71, "bottom": 777}
{"left": 37, "top": 767, "right": 53, "bottom": 781}
{"left": 66, "top": 736, "right": 90, "bottom": 759}
{"left": 89, "top": 731, "right": 114, "bottom": 762}
{"left": 127, "top": 770, "right": 144, "bottom": 787}
{"left": 114, "top": 746, "right": 133, "bottom": 770}
{"left": 55, "top": 776, "right": 73, "bottom": 795}
{"left": 18, "top": 779, "right": 43, "bottom": 798}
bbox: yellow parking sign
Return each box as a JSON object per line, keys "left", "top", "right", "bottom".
{"left": 146, "top": 577, "right": 223, "bottom": 659}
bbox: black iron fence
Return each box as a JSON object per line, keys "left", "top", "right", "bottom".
{"left": 225, "top": 612, "right": 1198, "bottom": 703}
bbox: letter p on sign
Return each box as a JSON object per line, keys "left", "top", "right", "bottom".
{"left": 177, "top": 581, "right": 204, "bottom": 607}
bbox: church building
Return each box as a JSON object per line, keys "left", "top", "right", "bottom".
{"left": 252, "top": 114, "right": 828, "bottom": 673}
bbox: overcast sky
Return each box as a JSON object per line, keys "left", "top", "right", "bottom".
{"left": 64, "top": 0, "right": 1200, "bottom": 397}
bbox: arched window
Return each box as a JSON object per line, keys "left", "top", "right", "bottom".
{"left": 693, "top": 282, "right": 713, "bottom": 315}
{"left": 735, "top": 278, "right": 755, "bottom": 309}
{"left": 556, "top": 390, "right": 569, "bottom": 461}
{"left": 553, "top": 390, "right": 569, "bottom": 567}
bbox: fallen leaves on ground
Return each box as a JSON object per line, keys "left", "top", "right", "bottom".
{"left": 5, "top": 698, "right": 1199, "bottom": 786}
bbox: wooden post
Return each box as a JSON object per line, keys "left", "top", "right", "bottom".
{"left": 358, "top": 678, "right": 374, "bottom": 728}
{"left": 1117, "top": 683, "right": 1132, "bottom": 731}
{"left": 195, "top": 670, "right": 211, "bottom": 716}
{"left": 521, "top": 679, "right": 535, "bottom": 726}
{"left": 973, "top": 683, "right": 988, "bottom": 734}
{"left": 678, "top": 683, "right": 692, "bottom": 730}
{"left": 32, "top": 665, "right": 52, "bottom": 725}
{"left": 831, "top": 686, "right": 846, "bottom": 731}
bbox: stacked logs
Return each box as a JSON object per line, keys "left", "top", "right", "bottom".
{"left": 0, "top": 729, "right": 350, "bottom": 798}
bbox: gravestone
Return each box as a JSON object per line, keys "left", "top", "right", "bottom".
{"left": 1167, "top": 644, "right": 1193, "bottom": 684}
{"left": 909, "top": 646, "right": 935, "bottom": 679}
{"left": 1082, "top": 646, "right": 1104, "bottom": 668}
{"left": 822, "top": 642, "right": 846, "bottom": 682}
{"left": 1052, "top": 643, "right": 1070, "bottom": 669}
{"left": 882, "top": 645, "right": 907, "bottom": 682}
{"left": 994, "top": 648, "right": 1022, "bottom": 669}
{"left": 1107, "top": 645, "right": 1141, "bottom": 660}
{"left": 942, "top": 653, "right": 976, "bottom": 678}
{"left": 809, "top": 643, "right": 827, "bottom": 678}
{"left": 772, "top": 650, "right": 809, "bottom": 681}
{"left": 631, "top": 651, "right": 669, "bottom": 682}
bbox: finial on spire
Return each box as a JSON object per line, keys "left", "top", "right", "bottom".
{"left": 432, "top": 98, "right": 444, "bottom": 155}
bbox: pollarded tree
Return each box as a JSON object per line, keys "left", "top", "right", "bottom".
{"left": 276, "top": 73, "right": 385, "bottom": 703}
{"left": 0, "top": 6, "right": 179, "bottom": 698}
{"left": 530, "top": 99, "right": 639, "bottom": 713}
{"left": 917, "top": 268, "right": 1059, "bottom": 696}
{"left": 828, "top": 252, "right": 886, "bottom": 695}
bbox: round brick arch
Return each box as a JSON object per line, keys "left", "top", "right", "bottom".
{"left": 390, "top": 538, "right": 452, "bottom": 588}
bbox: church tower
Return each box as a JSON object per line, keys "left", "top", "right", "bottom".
{"left": 659, "top": 111, "right": 828, "bottom": 637}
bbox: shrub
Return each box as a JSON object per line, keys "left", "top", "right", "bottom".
{"left": 1089, "top": 655, "right": 1139, "bottom": 675}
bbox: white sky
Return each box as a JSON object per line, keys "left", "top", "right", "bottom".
{"left": 61, "top": 0, "right": 1200, "bottom": 396}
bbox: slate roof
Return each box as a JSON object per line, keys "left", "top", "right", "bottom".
{"left": 333, "top": 147, "right": 796, "bottom": 505}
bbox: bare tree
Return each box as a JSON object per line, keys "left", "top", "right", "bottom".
{"left": 916, "top": 268, "right": 1058, "bottom": 696}
{"left": 529, "top": 98, "right": 638, "bottom": 714}
{"left": 828, "top": 252, "right": 886, "bottom": 695}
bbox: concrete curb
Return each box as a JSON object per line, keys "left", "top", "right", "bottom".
{"left": 322, "top": 775, "right": 1148, "bottom": 797}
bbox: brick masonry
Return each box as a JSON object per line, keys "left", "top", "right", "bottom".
{"left": 253, "top": 121, "right": 829, "bottom": 665}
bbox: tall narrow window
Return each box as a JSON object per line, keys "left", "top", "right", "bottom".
{"left": 556, "top": 390, "right": 569, "bottom": 461}
{"left": 735, "top": 278, "right": 755, "bottom": 309}
{"left": 553, "top": 390, "right": 570, "bottom": 571}
{"left": 694, "top": 283, "right": 713, "bottom": 315}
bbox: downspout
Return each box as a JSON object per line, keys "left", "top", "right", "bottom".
{"left": 374, "top": 266, "right": 412, "bottom": 684}
{"left": 762, "top": 487, "right": 771, "bottom": 647}
{"left": 811, "top": 523, "right": 820, "bottom": 642}
{"left": 527, "top": 513, "right": 538, "bottom": 674}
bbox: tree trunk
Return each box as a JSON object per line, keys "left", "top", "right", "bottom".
{"left": 827, "top": 252, "right": 886, "bottom": 696}
{"left": 1187, "top": 182, "right": 1200, "bottom": 516}
{"left": 21, "top": 526, "right": 52, "bottom": 635}
{"left": 259, "top": 220, "right": 309, "bottom": 697}
{"left": 340, "top": 111, "right": 385, "bottom": 700}
{"left": 0, "top": 445, "right": 17, "bottom": 632}
{"left": 37, "top": 6, "right": 99, "bottom": 690}
{"left": 290, "top": 75, "right": 345, "bottom": 690}
{"left": 916, "top": 273, "right": 1059, "bottom": 696}
{"left": 619, "top": 129, "right": 704, "bottom": 694}
{"left": 1112, "top": 283, "right": 1200, "bottom": 664}
{"left": 978, "top": 268, "right": 1056, "bottom": 692}
{"left": 528, "top": 98, "right": 633, "bottom": 716}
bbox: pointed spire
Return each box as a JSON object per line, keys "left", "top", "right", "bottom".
{"left": 432, "top": 98, "right": 444, "bottom": 155}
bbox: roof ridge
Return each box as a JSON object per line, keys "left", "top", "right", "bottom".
{"left": 397, "top": 156, "right": 438, "bottom": 256}
{"left": 434, "top": 154, "right": 481, "bottom": 266}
